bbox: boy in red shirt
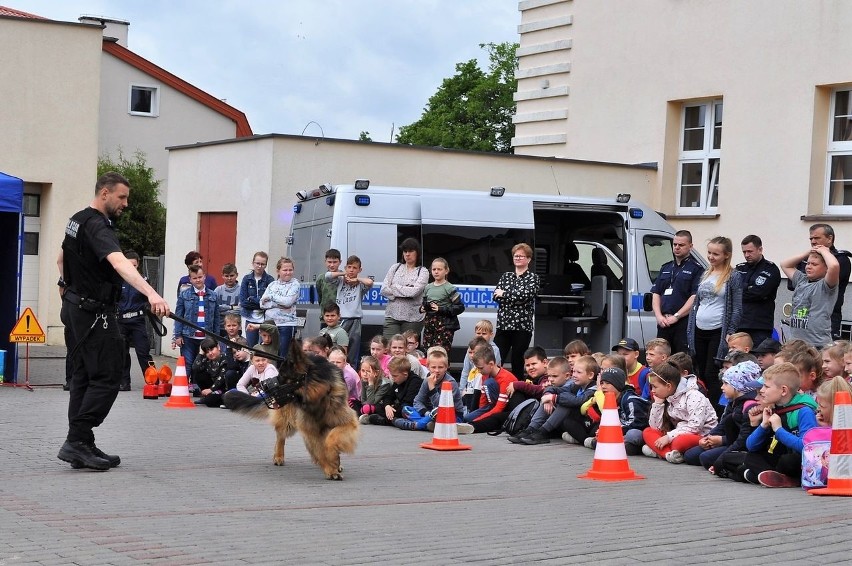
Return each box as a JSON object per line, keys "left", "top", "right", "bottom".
{"left": 466, "top": 348, "right": 518, "bottom": 423}
{"left": 612, "top": 338, "right": 651, "bottom": 399}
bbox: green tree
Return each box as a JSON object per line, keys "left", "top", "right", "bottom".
{"left": 358, "top": 131, "right": 372, "bottom": 142}
{"left": 97, "top": 150, "right": 166, "bottom": 256}
{"left": 396, "top": 42, "right": 518, "bottom": 153}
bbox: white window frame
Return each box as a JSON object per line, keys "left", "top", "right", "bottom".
{"left": 825, "top": 87, "right": 852, "bottom": 213}
{"left": 128, "top": 84, "right": 159, "bottom": 117}
{"left": 676, "top": 99, "right": 722, "bottom": 215}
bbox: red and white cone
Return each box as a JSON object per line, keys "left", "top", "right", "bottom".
{"left": 810, "top": 390, "right": 852, "bottom": 497}
{"left": 578, "top": 391, "right": 643, "bottom": 482}
{"left": 420, "top": 380, "right": 471, "bottom": 451}
{"left": 163, "top": 357, "right": 195, "bottom": 409}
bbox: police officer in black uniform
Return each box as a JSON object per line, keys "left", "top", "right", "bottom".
{"left": 650, "top": 230, "right": 702, "bottom": 355}
{"left": 118, "top": 250, "right": 154, "bottom": 391}
{"left": 736, "top": 235, "right": 781, "bottom": 348}
{"left": 57, "top": 172, "right": 169, "bottom": 471}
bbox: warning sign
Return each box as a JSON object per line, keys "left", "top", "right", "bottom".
{"left": 9, "top": 307, "right": 46, "bottom": 343}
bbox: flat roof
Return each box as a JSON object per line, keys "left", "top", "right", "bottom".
{"left": 166, "top": 133, "right": 658, "bottom": 171}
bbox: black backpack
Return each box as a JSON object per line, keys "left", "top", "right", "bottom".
{"left": 489, "top": 398, "right": 540, "bottom": 437}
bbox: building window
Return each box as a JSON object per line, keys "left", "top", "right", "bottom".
{"left": 677, "top": 99, "right": 722, "bottom": 214}
{"left": 22, "top": 194, "right": 40, "bottom": 216}
{"left": 826, "top": 88, "right": 852, "bottom": 211}
{"left": 23, "top": 232, "right": 39, "bottom": 255}
{"left": 129, "top": 85, "right": 159, "bottom": 116}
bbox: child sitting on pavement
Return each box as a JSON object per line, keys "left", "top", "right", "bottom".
{"left": 318, "top": 303, "right": 349, "bottom": 352}
{"left": 557, "top": 355, "right": 610, "bottom": 446}
{"left": 192, "top": 337, "right": 227, "bottom": 407}
{"left": 328, "top": 347, "right": 360, "bottom": 409}
{"left": 683, "top": 361, "right": 762, "bottom": 470}
{"left": 235, "top": 351, "right": 279, "bottom": 395}
{"left": 388, "top": 333, "right": 428, "bottom": 380}
{"left": 642, "top": 362, "right": 719, "bottom": 463}
{"left": 730, "top": 362, "right": 819, "bottom": 487}
{"left": 355, "top": 355, "right": 390, "bottom": 421}
{"left": 393, "top": 348, "right": 473, "bottom": 433}
{"left": 612, "top": 338, "right": 652, "bottom": 400}
{"left": 403, "top": 329, "right": 425, "bottom": 359}
{"left": 520, "top": 346, "right": 549, "bottom": 385}
{"left": 563, "top": 339, "right": 591, "bottom": 371}
{"left": 512, "top": 356, "right": 596, "bottom": 445}
{"left": 460, "top": 337, "right": 489, "bottom": 413}
{"left": 459, "top": 319, "right": 503, "bottom": 384}
{"left": 581, "top": 367, "right": 649, "bottom": 454}
{"left": 365, "top": 356, "right": 424, "bottom": 426}
{"left": 465, "top": 347, "right": 517, "bottom": 423}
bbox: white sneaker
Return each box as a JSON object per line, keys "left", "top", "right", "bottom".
{"left": 665, "top": 450, "right": 684, "bottom": 464}
{"left": 358, "top": 414, "right": 371, "bottom": 425}
{"left": 456, "top": 423, "right": 474, "bottom": 435}
{"left": 561, "top": 432, "right": 579, "bottom": 444}
{"left": 642, "top": 445, "right": 657, "bottom": 458}
{"left": 583, "top": 437, "right": 596, "bottom": 449}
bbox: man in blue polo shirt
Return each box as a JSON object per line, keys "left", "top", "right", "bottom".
{"left": 650, "top": 230, "right": 702, "bottom": 355}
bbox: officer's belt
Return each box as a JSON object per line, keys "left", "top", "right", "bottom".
{"left": 63, "top": 290, "right": 113, "bottom": 314}
{"left": 120, "top": 310, "right": 145, "bottom": 319}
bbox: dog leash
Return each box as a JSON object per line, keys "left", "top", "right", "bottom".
{"left": 144, "top": 308, "right": 286, "bottom": 363}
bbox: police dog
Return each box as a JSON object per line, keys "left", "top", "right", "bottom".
{"left": 223, "top": 339, "right": 358, "bottom": 480}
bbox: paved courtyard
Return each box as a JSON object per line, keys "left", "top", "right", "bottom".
{"left": 0, "top": 347, "right": 849, "bottom": 565}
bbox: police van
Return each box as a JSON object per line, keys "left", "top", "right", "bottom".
{"left": 288, "top": 181, "right": 687, "bottom": 362}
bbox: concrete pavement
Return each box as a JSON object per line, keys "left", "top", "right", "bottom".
{"left": 0, "top": 347, "right": 850, "bottom": 565}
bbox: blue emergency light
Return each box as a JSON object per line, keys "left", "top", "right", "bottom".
{"left": 355, "top": 195, "right": 370, "bottom": 206}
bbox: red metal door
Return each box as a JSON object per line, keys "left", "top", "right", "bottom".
{"left": 198, "top": 212, "right": 237, "bottom": 286}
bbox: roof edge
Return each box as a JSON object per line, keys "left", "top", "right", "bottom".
{"left": 167, "top": 133, "right": 657, "bottom": 171}
{"left": 102, "top": 40, "right": 252, "bottom": 137}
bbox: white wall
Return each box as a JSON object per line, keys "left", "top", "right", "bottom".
{"left": 98, "top": 53, "right": 241, "bottom": 199}
{"left": 0, "top": 16, "right": 103, "bottom": 343}
{"left": 514, "top": 0, "right": 852, "bottom": 290}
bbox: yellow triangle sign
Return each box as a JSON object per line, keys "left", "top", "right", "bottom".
{"left": 9, "top": 307, "right": 46, "bottom": 343}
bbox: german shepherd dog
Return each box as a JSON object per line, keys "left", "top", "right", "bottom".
{"left": 223, "top": 339, "right": 359, "bottom": 480}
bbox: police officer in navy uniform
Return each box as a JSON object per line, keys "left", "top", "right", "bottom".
{"left": 650, "top": 230, "right": 702, "bottom": 355}
{"left": 57, "top": 172, "right": 169, "bottom": 471}
{"left": 117, "top": 250, "right": 154, "bottom": 391}
{"left": 736, "top": 235, "right": 781, "bottom": 348}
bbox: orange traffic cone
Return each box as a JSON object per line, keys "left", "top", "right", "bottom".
{"left": 157, "top": 364, "right": 173, "bottom": 397}
{"left": 163, "top": 357, "right": 195, "bottom": 409}
{"left": 810, "top": 390, "right": 852, "bottom": 497}
{"left": 420, "top": 380, "right": 471, "bottom": 451}
{"left": 142, "top": 362, "right": 159, "bottom": 399}
{"left": 578, "top": 390, "right": 644, "bottom": 482}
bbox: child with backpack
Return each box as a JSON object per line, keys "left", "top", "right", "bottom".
{"left": 801, "top": 375, "right": 852, "bottom": 489}
{"left": 582, "top": 367, "right": 650, "bottom": 455}
{"left": 512, "top": 356, "right": 597, "bottom": 445}
{"left": 642, "top": 362, "right": 718, "bottom": 463}
{"left": 683, "top": 361, "right": 762, "bottom": 470}
{"left": 727, "top": 362, "right": 819, "bottom": 487}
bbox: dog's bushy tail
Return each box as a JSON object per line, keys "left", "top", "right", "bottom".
{"left": 223, "top": 390, "right": 269, "bottom": 420}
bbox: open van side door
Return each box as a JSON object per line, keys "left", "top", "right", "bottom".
{"left": 420, "top": 193, "right": 535, "bottom": 357}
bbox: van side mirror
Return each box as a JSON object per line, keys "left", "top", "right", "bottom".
{"left": 643, "top": 293, "right": 653, "bottom": 312}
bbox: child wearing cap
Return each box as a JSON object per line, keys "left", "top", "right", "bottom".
{"left": 684, "top": 361, "right": 762, "bottom": 470}
{"left": 583, "top": 367, "right": 650, "bottom": 455}
{"left": 642, "top": 362, "right": 719, "bottom": 463}
{"left": 751, "top": 338, "right": 782, "bottom": 371}
{"left": 612, "top": 338, "right": 652, "bottom": 399}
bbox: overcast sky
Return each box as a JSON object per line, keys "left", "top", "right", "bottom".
{"left": 15, "top": 1, "right": 520, "bottom": 141}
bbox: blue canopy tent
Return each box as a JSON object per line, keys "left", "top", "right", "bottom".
{"left": 0, "top": 171, "right": 24, "bottom": 383}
